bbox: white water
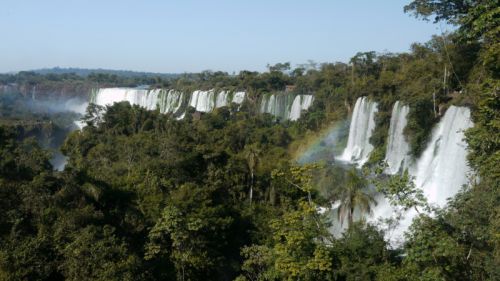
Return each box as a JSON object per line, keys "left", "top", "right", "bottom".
{"left": 91, "top": 88, "right": 184, "bottom": 114}
{"left": 92, "top": 88, "right": 148, "bottom": 108}
{"left": 334, "top": 104, "right": 474, "bottom": 245}
{"left": 289, "top": 95, "right": 314, "bottom": 121}
{"left": 260, "top": 94, "right": 287, "bottom": 116}
{"left": 90, "top": 88, "right": 317, "bottom": 121}
{"left": 188, "top": 90, "right": 245, "bottom": 113}
{"left": 91, "top": 88, "right": 248, "bottom": 117}
{"left": 261, "top": 93, "right": 314, "bottom": 121}
{"left": 215, "top": 91, "right": 229, "bottom": 108}
{"left": 232, "top": 91, "right": 246, "bottom": 104}
{"left": 189, "top": 90, "right": 216, "bottom": 112}
{"left": 340, "top": 97, "right": 378, "bottom": 166}
{"left": 157, "top": 90, "right": 184, "bottom": 114}
{"left": 412, "top": 106, "right": 473, "bottom": 207}
{"left": 384, "top": 101, "right": 411, "bottom": 174}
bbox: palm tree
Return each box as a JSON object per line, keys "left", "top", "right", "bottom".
{"left": 337, "top": 169, "right": 376, "bottom": 227}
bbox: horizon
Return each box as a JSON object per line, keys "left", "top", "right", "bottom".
{"left": 1, "top": 0, "right": 452, "bottom": 74}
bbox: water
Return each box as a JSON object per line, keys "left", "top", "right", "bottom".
{"left": 189, "top": 90, "right": 216, "bottom": 112}
{"left": 371, "top": 105, "right": 473, "bottom": 244}
{"left": 91, "top": 88, "right": 248, "bottom": 117}
{"left": 91, "top": 87, "right": 152, "bottom": 109}
{"left": 384, "top": 101, "right": 411, "bottom": 174}
{"left": 215, "top": 91, "right": 229, "bottom": 108}
{"left": 289, "top": 95, "right": 314, "bottom": 121}
{"left": 260, "top": 93, "right": 314, "bottom": 120}
{"left": 90, "top": 88, "right": 317, "bottom": 122}
{"left": 324, "top": 102, "right": 473, "bottom": 245}
{"left": 412, "top": 106, "right": 473, "bottom": 207}
{"left": 232, "top": 91, "right": 246, "bottom": 104}
{"left": 340, "top": 97, "right": 378, "bottom": 166}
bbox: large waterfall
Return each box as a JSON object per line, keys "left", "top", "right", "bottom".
{"left": 260, "top": 93, "right": 314, "bottom": 121}
{"left": 289, "top": 95, "right": 314, "bottom": 121}
{"left": 215, "top": 91, "right": 229, "bottom": 108}
{"left": 189, "top": 90, "right": 216, "bottom": 112}
{"left": 412, "top": 105, "right": 473, "bottom": 207}
{"left": 384, "top": 101, "right": 411, "bottom": 174}
{"left": 91, "top": 88, "right": 185, "bottom": 114}
{"left": 328, "top": 99, "right": 474, "bottom": 244}
{"left": 89, "top": 88, "right": 315, "bottom": 121}
{"left": 340, "top": 97, "right": 378, "bottom": 166}
{"left": 90, "top": 88, "right": 248, "bottom": 117}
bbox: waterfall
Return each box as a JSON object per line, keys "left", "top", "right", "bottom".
{"left": 260, "top": 93, "right": 293, "bottom": 120}
{"left": 90, "top": 87, "right": 312, "bottom": 121}
{"left": 384, "top": 101, "right": 411, "bottom": 174}
{"left": 289, "top": 95, "right": 314, "bottom": 121}
{"left": 189, "top": 90, "right": 216, "bottom": 112}
{"left": 215, "top": 91, "right": 229, "bottom": 108}
{"left": 232, "top": 91, "right": 246, "bottom": 104}
{"left": 188, "top": 90, "right": 246, "bottom": 113}
{"left": 370, "top": 105, "right": 473, "bottom": 245}
{"left": 90, "top": 88, "right": 248, "bottom": 118}
{"left": 412, "top": 106, "right": 473, "bottom": 207}
{"left": 91, "top": 88, "right": 150, "bottom": 108}
{"left": 157, "top": 89, "right": 184, "bottom": 114}
{"left": 260, "top": 93, "right": 314, "bottom": 121}
{"left": 340, "top": 97, "right": 378, "bottom": 166}
{"left": 91, "top": 88, "right": 185, "bottom": 114}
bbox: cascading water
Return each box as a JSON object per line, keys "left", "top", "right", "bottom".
{"left": 91, "top": 87, "right": 150, "bottom": 108}
{"left": 232, "top": 91, "right": 246, "bottom": 104}
{"left": 189, "top": 90, "right": 216, "bottom": 112}
{"left": 157, "top": 90, "right": 184, "bottom": 114}
{"left": 90, "top": 88, "right": 249, "bottom": 118}
{"left": 289, "top": 95, "right": 314, "bottom": 121}
{"left": 91, "top": 88, "right": 184, "bottom": 115}
{"left": 260, "top": 94, "right": 293, "bottom": 120}
{"left": 89, "top": 87, "right": 309, "bottom": 122}
{"left": 363, "top": 105, "right": 473, "bottom": 245}
{"left": 384, "top": 101, "right": 411, "bottom": 174}
{"left": 340, "top": 97, "right": 378, "bottom": 166}
{"left": 260, "top": 93, "right": 314, "bottom": 120}
{"left": 215, "top": 91, "right": 229, "bottom": 108}
{"left": 412, "top": 105, "right": 473, "bottom": 207}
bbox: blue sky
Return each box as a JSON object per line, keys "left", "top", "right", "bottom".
{"left": 0, "top": 0, "right": 452, "bottom": 73}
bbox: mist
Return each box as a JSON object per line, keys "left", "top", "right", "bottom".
{"left": 0, "top": 90, "right": 89, "bottom": 170}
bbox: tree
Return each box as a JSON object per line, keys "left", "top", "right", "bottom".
{"left": 405, "top": 0, "right": 499, "bottom": 74}
{"left": 244, "top": 144, "right": 261, "bottom": 206}
{"left": 337, "top": 169, "right": 376, "bottom": 227}
{"left": 373, "top": 169, "right": 429, "bottom": 214}
{"left": 238, "top": 202, "right": 333, "bottom": 281}
{"left": 267, "top": 62, "right": 291, "bottom": 73}
{"left": 145, "top": 183, "right": 245, "bottom": 281}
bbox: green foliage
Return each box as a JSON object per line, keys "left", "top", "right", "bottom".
{"left": 405, "top": 98, "right": 437, "bottom": 157}
{"left": 0, "top": 2, "right": 498, "bottom": 280}
{"left": 465, "top": 92, "right": 500, "bottom": 182}
{"left": 374, "top": 169, "right": 429, "bottom": 213}
{"left": 336, "top": 169, "right": 375, "bottom": 227}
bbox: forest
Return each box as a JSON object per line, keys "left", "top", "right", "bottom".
{"left": 0, "top": 1, "right": 498, "bottom": 280}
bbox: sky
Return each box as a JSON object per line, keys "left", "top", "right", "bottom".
{"left": 0, "top": 0, "right": 452, "bottom": 73}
